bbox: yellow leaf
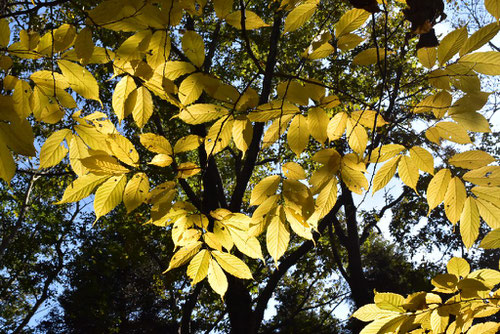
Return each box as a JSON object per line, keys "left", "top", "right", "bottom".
{"left": 250, "top": 175, "right": 280, "bottom": 206}
{"left": 164, "top": 61, "right": 196, "bottom": 80}
{"left": 112, "top": 75, "right": 136, "bottom": 121}
{"left": 476, "top": 198, "right": 500, "bottom": 229}
{"left": 147, "top": 30, "right": 170, "bottom": 69}
{"left": 58, "top": 174, "right": 109, "bottom": 204}
{"left": 372, "top": 156, "right": 400, "bottom": 194}
{"left": 449, "top": 150, "right": 495, "bottom": 170}
{"left": 447, "top": 257, "right": 470, "bottom": 278}
{"left": 276, "top": 81, "right": 310, "bottom": 106}
{"left": 460, "top": 197, "right": 480, "bottom": 248}
{"left": 213, "top": 0, "right": 232, "bottom": 19}
{"left": 485, "top": 0, "right": 500, "bottom": 19}
{"left": 232, "top": 118, "right": 253, "bottom": 153}
{"left": 467, "top": 322, "right": 500, "bottom": 334}
{"left": 187, "top": 249, "right": 210, "bottom": 285}
{"left": 335, "top": 8, "right": 370, "bottom": 38}
{"left": 58, "top": 60, "right": 101, "bottom": 102}
{"left": 178, "top": 73, "right": 204, "bottom": 105}
{"left": 74, "top": 27, "right": 94, "bottom": 64}
{"left": 177, "top": 162, "right": 201, "bottom": 178}
{"left": 125, "top": 86, "right": 153, "bottom": 128}
{"left": 460, "top": 23, "right": 500, "bottom": 57}
{"left": 39, "top": 129, "right": 71, "bottom": 169}
{"left": 178, "top": 103, "right": 228, "bottom": 124}
{"left": 437, "top": 27, "right": 467, "bottom": 65}
{"left": 341, "top": 165, "right": 368, "bottom": 195}
{"left": 107, "top": 134, "right": 139, "bottom": 167}
{"left": 409, "top": 146, "right": 434, "bottom": 175}
{"left": 249, "top": 100, "right": 299, "bottom": 122}
{"left": 368, "top": 144, "right": 405, "bottom": 163}
{"left": 282, "top": 162, "right": 306, "bottom": 180}
{"left": 80, "top": 154, "right": 130, "bottom": 175}
{"left": 427, "top": 169, "right": 452, "bottom": 213}
{"left": 225, "top": 10, "right": 269, "bottom": 30}
{"left": 0, "top": 119, "right": 36, "bottom": 157}
{"left": 307, "top": 107, "right": 329, "bottom": 144}
{"left": 444, "top": 177, "right": 467, "bottom": 224}
{"left": 472, "top": 186, "right": 500, "bottom": 205}
{"left": 0, "top": 19, "right": 10, "bottom": 47}
{"left": 182, "top": 30, "right": 205, "bottom": 68}
{"left": 433, "top": 122, "right": 471, "bottom": 144}
{"left": 315, "top": 177, "right": 338, "bottom": 218}
{"left": 352, "top": 304, "right": 396, "bottom": 322}
{"left": 417, "top": 47, "right": 437, "bottom": 69}
{"left": 93, "top": 174, "right": 127, "bottom": 221}
{"left": 326, "top": 112, "right": 347, "bottom": 141}
{"left": 212, "top": 250, "right": 253, "bottom": 279}
{"left": 346, "top": 117, "right": 367, "bottom": 154}
{"left": 266, "top": 210, "right": 290, "bottom": 265}
{"left": 123, "top": 173, "right": 149, "bottom": 213}
{"left": 140, "top": 133, "right": 172, "bottom": 155}
{"left": 464, "top": 166, "right": 500, "bottom": 186}
{"left": 205, "top": 116, "right": 234, "bottom": 156}
{"left": 284, "top": 206, "right": 312, "bottom": 240}
{"left": 149, "top": 154, "right": 173, "bottom": 167}
{"left": 287, "top": 114, "right": 309, "bottom": 156}
{"left": 229, "top": 229, "right": 263, "bottom": 259}
{"left": 451, "top": 111, "right": 491, "bottom": 133}
{"left": 350, "top": 110, "right": 387, "bottom": 128}
{"left": 207, "top": 257, "right": 228, "bottom": 298}
{"left": 283, "top": 1, "right": 317, "bottom": 33}
{"left": 13, "top": 80, "right": 32, "bottom": 118}
{"left": 398, "top": 155, "right": 419, "bottom": 191}
{"left": 353, "top": 48, "right": 388, "bottom": 66}
{"left": 0, "top": 142, "right": 15, "bottom": 184}
{"left": 337, "top": 33, "right": 365, "bottom": 51}
{"left": 305, "top": 41, "right": 335, "bottom": 59}
{"left": 68, "top": 135, "right": 89, "bottom": 176}
{"left": 164, "top": 242, "right": 202, "bottom": 272}
{"left": 459, "top": 51, "right": 500, "bottom": 75}
{"left": 262, "top": 114, "right": 294, "bottom": 148}
{"left": 430, "top": 309, "right": 449, "bottom": 334}
{"left": 480, "top": 228, "right": 500, "bottom": 249}
{"left": 174, "top": 135, "right": 203, "bottom": 154}
{"left": 374, "top": 292, "right": 405, "bottom": 312}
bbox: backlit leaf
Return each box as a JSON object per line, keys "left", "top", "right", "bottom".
{"left": 94, "top": 174, "right": 127, "bottom": 221}
{"left": 427, "top": 169, "right": 452, "bottom": 213}
{"left": 444, "top": 177, "right": 467, "bottom": 224}
{"left": 58, "top": 60, "right": 100, "bottom": 102}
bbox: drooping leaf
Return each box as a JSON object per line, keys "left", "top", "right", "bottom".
{"left": 427, "top": 169, "right": 452, "bottom": 214}
{"left": 187, "top": 249, "right": 210, "bottom": 285}
{"left": 123, "top": 173, "right": 149, "bottom": 213}
{"left": 460, "top": 197, "right": 480, "bottom": 248}
{"left": 93, "top": 174, "right": 127, "bottom": 221}
{"left": 444, "top": 177, "right": 467, "bottom": 224}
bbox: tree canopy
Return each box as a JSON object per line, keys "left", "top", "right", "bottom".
{"left": 1, "top": 0, "right": 500, "bottom": 333}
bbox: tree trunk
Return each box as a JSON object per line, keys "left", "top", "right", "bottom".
{"left": 226, "top": 276, "right": 256, "bottom": 334}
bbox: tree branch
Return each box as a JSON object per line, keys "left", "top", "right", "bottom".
{"left": 229, "top": 10, "right": 284, "bottom": 212}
